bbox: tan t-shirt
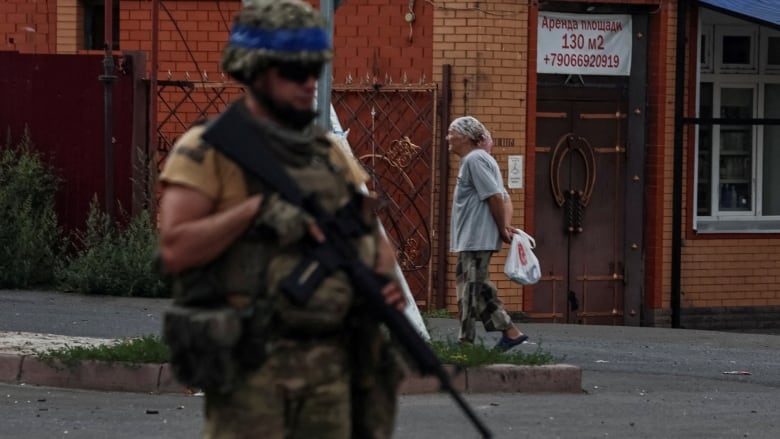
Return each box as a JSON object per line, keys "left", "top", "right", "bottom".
{"left": 159, "top": 124, "right": 369, "bottom": 212}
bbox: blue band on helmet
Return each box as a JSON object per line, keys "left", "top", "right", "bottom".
{"left": 228, "top": 24, "right": 331, "bottom": 52}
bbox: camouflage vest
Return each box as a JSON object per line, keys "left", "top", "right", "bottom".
{"left": 172, "top": 120, "right": 376, "bottom": 338}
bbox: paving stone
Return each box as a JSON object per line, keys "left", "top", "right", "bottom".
{"left": 465, "top": 364, "right": 582, "bottom": 393}
{"left": 399, "top": 365, "right": 466, "bottom": 394}
{"left": 20, "top": 358, "right": 162, "bottom": 393}
{"left": 0, "top": 353, "right": 22, "bottom": 383}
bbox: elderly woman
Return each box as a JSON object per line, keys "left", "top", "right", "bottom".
{"left": 447, "top": 116, "right": 528, "bottom": 351}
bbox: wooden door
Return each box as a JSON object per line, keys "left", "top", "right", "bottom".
{"left": 532, "top": 87, "right": 628, "bottom": 325}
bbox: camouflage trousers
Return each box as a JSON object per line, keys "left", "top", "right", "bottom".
{"left": 202, "top": 335, "right": 399, "bottom": 439}
{"left": 455, "top": 251, "right": 513, "bottom": 343}
{"left": 203, "top": 339, "right": 351, "bottom": 439}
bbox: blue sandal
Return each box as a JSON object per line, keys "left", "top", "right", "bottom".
{"left": 494, "top": 334, "right": 529, "bottom": 352}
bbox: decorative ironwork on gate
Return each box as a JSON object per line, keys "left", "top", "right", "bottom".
{"left": 152, "top": 79, "right": 244, "bottom": 169}
{"left": 151, "top": 81, "right": 437, "bottom": 304}
{"left": 332, "top": 84, "right": 437, "bottom": 303}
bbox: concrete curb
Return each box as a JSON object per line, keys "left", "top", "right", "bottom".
{"left": 0, "top": 353, "right": 581, "bottom": 395}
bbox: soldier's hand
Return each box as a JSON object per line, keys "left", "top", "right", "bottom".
{"left": 381, "top": 280, "right": 406, "bottom": 311}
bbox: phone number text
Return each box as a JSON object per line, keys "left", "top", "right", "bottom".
{"left": 543, "top": 53, "right": 621, "bottom": 69}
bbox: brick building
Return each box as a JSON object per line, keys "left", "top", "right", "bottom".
{"left": 2, "top": 0, "right": 780, "bottom": 330}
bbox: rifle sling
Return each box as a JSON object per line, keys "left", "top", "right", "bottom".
{"left": 201, "top": 101, "right": 304, "bottom": 206}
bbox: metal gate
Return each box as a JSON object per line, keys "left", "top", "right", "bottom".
{"left": 332, "top": 85, "right": 437, "bottom": 305}
{"left": 152, "top": 79, "right": 244, "bottom": 170}
{"left": 532, "top": 84, "right": 628, "bottom": 325}
{"left": 151, "top": 82, "right": 437, "bottom": 305}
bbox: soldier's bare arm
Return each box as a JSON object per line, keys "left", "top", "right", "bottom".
{"left": 158, "top": 184, "right": 262, "bottom": 273}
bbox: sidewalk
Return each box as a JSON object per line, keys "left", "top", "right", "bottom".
{"left": 0, "top": 290, "right": 581, "bottom": 395}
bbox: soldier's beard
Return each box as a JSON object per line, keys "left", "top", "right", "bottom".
{"left": 250, "top": 87, "right": 318, "bottom": 131}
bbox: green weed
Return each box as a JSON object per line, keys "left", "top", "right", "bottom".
{"left": 35, "top": 335, "right": 169, "bottom": 368}
{"left": 430, "top": 339, "right": 559, "bottom": 367}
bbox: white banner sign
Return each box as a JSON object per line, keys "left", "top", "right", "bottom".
{"left": 537, "top": 12, "right": 632, "bottom": 76}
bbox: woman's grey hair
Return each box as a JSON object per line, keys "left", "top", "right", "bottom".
{"left": 448, "top": 116, "right": 493, "bottom": 152}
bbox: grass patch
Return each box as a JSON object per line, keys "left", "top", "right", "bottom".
{"left": 35, "top": 335, "right": 169, "bottom": 368}
{"left": 35, "top": 334, "right": 558, "bottom": 369}
{"left": 422, "top": 308, "right": 452, "bottom": 319}
{"left": 430, "top": 339, "right": 559, "bottom": 367}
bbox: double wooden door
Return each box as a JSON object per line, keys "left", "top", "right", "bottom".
{"left": 531, "top": 87, "right": 628, "bottom": 325}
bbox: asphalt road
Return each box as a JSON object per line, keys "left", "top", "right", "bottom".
{"left": 1, "top": 289, "right": 780, "bottom": 438}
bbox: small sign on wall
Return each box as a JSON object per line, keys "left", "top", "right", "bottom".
{"left": 508, "top": 155, "right": 523, "bottom": 189}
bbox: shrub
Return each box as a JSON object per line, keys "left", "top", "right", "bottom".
{"left": 0, "top": 129, "right": 62, "bottom": 288}
{"left": 56, "top": 199, "right": 170, "bottom": 298}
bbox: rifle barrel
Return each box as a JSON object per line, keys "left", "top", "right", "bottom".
{"left": 354, "top": 263, "right": 493, "bottom": 438}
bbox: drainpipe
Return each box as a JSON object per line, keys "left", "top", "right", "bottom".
{"left": 436, "top": 64, "right": 452, "bottom": 309}
{"left": 149, "top": 0, "right": 159, "bottom": 220}
{"left": 317, "top": 0, "right": 335, "bottom": 131}
{"left": 671, "top": 0, "right": 687, "bottom": 328}
{"left": 99, "top": 0, "right": 116, "bottom": 220}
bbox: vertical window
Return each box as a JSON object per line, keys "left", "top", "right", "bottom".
{"left": 763, "top": 84, "right": 780, "bottom": 215}
{"left": 766, "top": 37, "right": 780, "bottom": 66}
{"left": 717, "top": 87, "right": 753, "bottom": 213}
{"left": 697, "top": 83, "right": 713, "bottom": 216}
{"left": 763, "top": 32, "right": 780, "bottom": 73}
{"left": 699, "top": 26, "right": 713, "bottom": 73}
{"left": 83, "top": 0, "right": 119, "bottom": 50}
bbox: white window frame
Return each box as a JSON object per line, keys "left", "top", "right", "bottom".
{"left": 760, "top": 29, "right": 780, "bottom": 74}
{"left": 714, "top": 25, "right": 758, "bottom": 74}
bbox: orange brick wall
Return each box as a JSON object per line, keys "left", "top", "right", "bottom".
{"left": 118, "top": 1, "right": 238, "bottom": 80}
{"left": 432, "top": 0, "right": 530, "bottom": 313}
{"left": 0, "top": 0, "right": 56, "bottom": 54}
{"left": 681, "top": 239, "right": 780, "bottom": 308}
{"left": 116, "top": 1, "right": 432, "bottom": 87}
{"left": 332, "top": 0, "right": 433, "bottom": 85}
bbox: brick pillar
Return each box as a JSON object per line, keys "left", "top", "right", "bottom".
{"left": 56, "top": 0, "right": 80, "bottom": 53}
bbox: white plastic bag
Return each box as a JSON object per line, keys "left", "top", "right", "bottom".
{"left": 504, "top": 230, "right": 541, "bottom": 285}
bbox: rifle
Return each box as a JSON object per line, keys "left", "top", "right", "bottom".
{"left": 202, "top": 102, "right": 493, "bottom": 439}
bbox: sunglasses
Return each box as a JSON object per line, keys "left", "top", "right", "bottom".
{"left": 274, "top": 62, "right": 324, "bottom": 84}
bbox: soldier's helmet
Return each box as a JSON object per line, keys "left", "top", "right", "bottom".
{"left": 221, "top": 0, "right": 332, "bottom": 84}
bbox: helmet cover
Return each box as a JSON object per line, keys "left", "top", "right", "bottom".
{"left": 222, "top": 0, "right": 333, "bottom": 84}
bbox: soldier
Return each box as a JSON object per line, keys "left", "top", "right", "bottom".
{"left": 157, "top": 0, "right": 406, "bottom": 437}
